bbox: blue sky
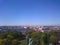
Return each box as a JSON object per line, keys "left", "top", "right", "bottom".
{"left": 0, "top": 0, "right": 60, "bottom": 26}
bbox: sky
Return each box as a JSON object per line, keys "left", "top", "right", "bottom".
{"left": 0, "top": 0, "right": 60, "bottom": 26}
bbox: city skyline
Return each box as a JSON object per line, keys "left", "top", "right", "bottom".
{"left": 0, "top": 0, "right": 60, "bottom": 26}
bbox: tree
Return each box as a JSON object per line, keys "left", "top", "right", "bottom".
{"left": 0, "top": 39, "right": 7, "bottom": 45}
{"left": 31, "top": 31, "right": 41, "bottom": 45}
{"left": 12, "top": 39, "right": 20, "bottom": 45}
{"left": 49, "top": 35, "right": 57, "bottom": 45}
